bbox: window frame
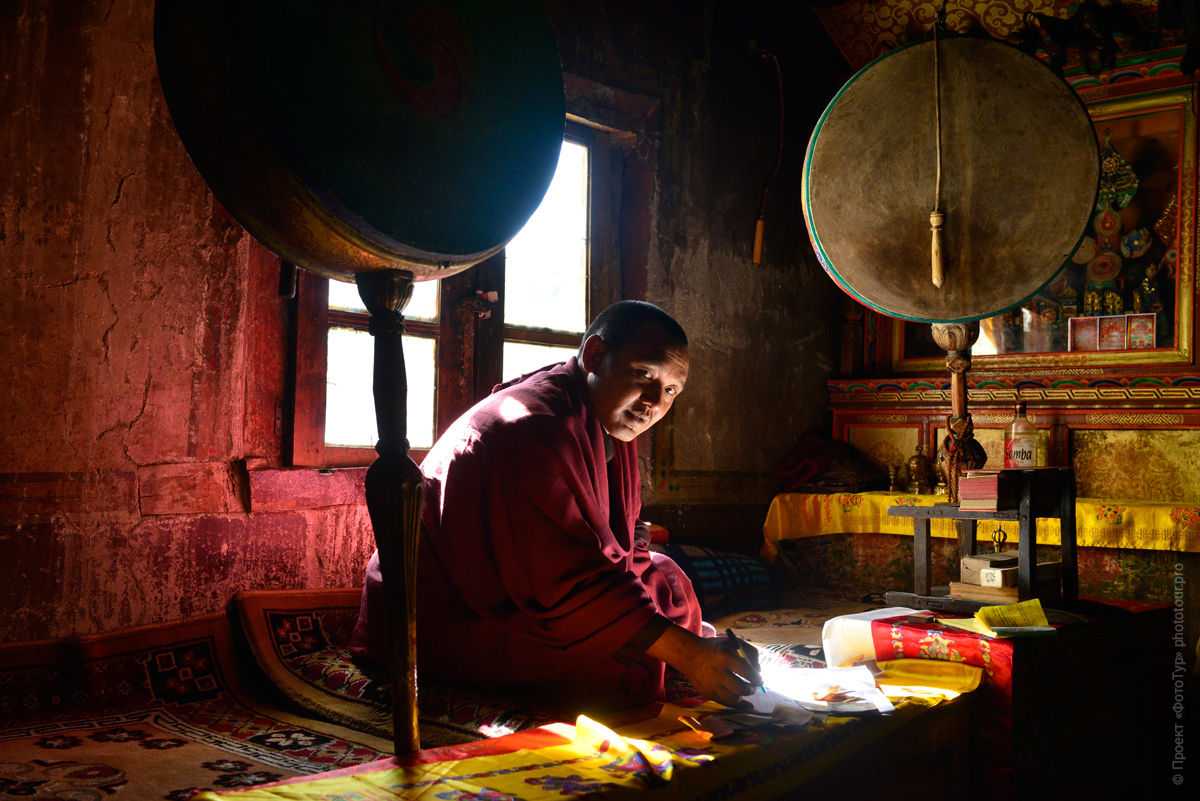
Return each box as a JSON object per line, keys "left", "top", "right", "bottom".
{"left": 289, "top": 120, "right": 618, "bottom": 468}
{"left": 500, "top": 126, "right": 608, "bottom": 351}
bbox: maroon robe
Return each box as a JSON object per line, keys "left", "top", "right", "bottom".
{"left": 351, "top": 358, "right": 703, "bottom": 706}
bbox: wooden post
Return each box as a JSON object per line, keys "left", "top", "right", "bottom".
{"left": 957, "top": 518, "right": 978, "bottom": 560}
{"left": 356, "top": 269, "right": 423, "bottom": 754}
{"left": 914, "top": 517, "right": 932, "bottom": 595}
{"left": 1059, "top": 469, "right": 1078, "bottom": 602}
{"left": 930, "top": 322, "right": 986, "bottom": 503}
{"left": 1017, "top": 471, "right": 1035, "bottom": 600}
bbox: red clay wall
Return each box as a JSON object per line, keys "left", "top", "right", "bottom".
{"left": 0, "top": 1, "right": 375, "bottom": 643}
{"left": 0, "top": 0, "right": 845, "bottom": 643}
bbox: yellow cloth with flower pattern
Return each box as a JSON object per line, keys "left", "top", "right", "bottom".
{"left": 192, "top": 696, "right": 959, "bottom": 801}
{"left": 761, "top": 492, "right": 1200, "bottom": 559}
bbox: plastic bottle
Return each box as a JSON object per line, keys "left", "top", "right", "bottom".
{"left": 1004, "top": 401, "right": 1037, "bottom": 468}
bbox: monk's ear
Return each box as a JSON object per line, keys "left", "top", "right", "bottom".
{"left": 580, "top": 335, "right": 607, "bottom": 373}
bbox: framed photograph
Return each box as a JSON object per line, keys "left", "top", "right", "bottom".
{"left": 1098, "top": 315, "right": 1128, "bottom": 350}
{"left": 1069, "top": 316, "right": 1099, "bottom": 351}
{"left": 1128, "top": 313, "right": 1156, "bottom": 349}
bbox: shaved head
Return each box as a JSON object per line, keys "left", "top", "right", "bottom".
{"left": 578, "top": 300, "right": 687, "bottom": 357}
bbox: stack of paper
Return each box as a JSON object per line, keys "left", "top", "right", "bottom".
{"left": 938, "top": 598, "right": 1056, "bottom": 638}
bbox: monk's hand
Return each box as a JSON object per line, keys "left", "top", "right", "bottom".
{"left": 721, "top": 629, "right": 762, "bottom": 687}
{"left": 646, "top": 624, "right": 762, "bottom": 708}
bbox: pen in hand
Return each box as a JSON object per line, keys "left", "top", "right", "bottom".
{"left": 725, "top": 628, "right": 765, "bottom": 694}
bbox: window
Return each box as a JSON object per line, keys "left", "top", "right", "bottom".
{"left": 501, "top": 138, "right": 591, "bottom": 380}
{"left": 289, "top": 123, "right": 616, "bottom": 467}
{"left": 324, "top": 280, "right": 440, "bottom": 450}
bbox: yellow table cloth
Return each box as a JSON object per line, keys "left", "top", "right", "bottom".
{"left": 192, "top": 696, "right": 957, "bottom": 801}
{"left": 761, "top": 492, "right": 1200, "bottom": 559}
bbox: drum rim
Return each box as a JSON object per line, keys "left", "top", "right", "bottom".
{"left": 802, "top": 34, "right": 1099, "bottom": 323}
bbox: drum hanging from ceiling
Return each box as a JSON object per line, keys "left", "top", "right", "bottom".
{"left": 154, "top": 0, "right": 565, "bottom": 282}
{"left": 802, "top": 36, "right": 1099, "bottom": 323}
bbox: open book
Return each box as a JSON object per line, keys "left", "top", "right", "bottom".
{"left": 937, "top": 598, "right": 1056, "bottom": 638}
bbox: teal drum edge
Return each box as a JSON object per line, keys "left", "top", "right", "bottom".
{"left": 801, "top": 35, "right": 1099, "bottom": 324}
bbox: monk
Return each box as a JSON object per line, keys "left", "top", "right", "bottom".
{"left": 351, "top": 300, "right": 760, "bottom": 710}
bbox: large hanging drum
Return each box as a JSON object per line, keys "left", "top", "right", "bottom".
{"left": 154, "top": 0, "right": 565, "bottom": 282}
{"left": 803, "top": 36, "right": 1099, "bottom": 323}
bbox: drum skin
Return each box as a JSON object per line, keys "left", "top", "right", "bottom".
{"left": 802, "top": 36, "right": 1099, "bottom": 323}
{"left": 154, "top": 0, "right": 565, "bottom": 282}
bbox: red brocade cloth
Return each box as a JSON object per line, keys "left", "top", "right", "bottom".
{"left": 871, "top": 614, "right": 1015, "bottom": 764}
{"left": 353, "top": 359, "right": 704, "bottom": 708}
{"left": 870, "top": 615, "right": 1015, "bottom": 699}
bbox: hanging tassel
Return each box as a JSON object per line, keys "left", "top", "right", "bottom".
{"left": 930, "top": 3, "right": 946, "bottom": 290}
{"left": 930, "top": 210, "right": 944, "bottom": 288}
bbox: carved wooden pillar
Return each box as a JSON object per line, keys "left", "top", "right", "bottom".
{"left": 930, "top": 321, "right": 987, "bottom": 503}
{"left": 356, "top": 269, "right": 423, "bottom": 754}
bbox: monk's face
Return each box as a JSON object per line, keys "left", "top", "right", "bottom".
{"left": 582, "top": 323, "right": 689, "bottom": 442}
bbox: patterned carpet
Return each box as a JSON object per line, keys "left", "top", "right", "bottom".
{"left": 712, "top": 586, "right": 879, "bottom": 665}
{"left": 233, "top": 589, "right": 569, "bottom": 745}
{"left": 233, "top": 588, "right": 848, "bottom": 746}
{"left": 0, "top": 611, "right": 392, "bottom": 800}
{"left": 0, "top": 586, "right": 865, "bottom": 800}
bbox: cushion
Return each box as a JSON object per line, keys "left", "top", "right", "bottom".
{"left": 653, "top": 543, "right": 780, "bottom": 617}
{"left": 232, "top": 589, "right": 563, "bottom": 748}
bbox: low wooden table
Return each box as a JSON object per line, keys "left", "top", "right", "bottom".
{"left": 887, "top": 467, "right": 1077, "bottom": 603}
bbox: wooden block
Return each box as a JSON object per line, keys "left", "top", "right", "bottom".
{"left": 981, "top": 566, "right": 1018, "bottom": 587}
{"left": 950, "top": 573, "right": 1061, "bottom": 604}
{"left": 961, "top": 551, "right": 1018, "bottom": 583}
{"left": 962, "top": 552, "right": 1019, "bottom": 571}
{"left": 987, "top": 561, "right": 1062, "bottom": 587}
{"left": 949, "top": 581, "right": 1019, "bottom": 603}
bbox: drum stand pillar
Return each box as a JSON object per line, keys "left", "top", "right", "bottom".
{"left": 357, "top": 269, "right": 423, "bottom": 754}
{"left": 931, "top": 322, "right": 987, "bottom": 503}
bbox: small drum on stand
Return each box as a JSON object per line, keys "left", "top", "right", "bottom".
{"left": 802, "top": 33, "right": 1099, "bottom": 498}
{"left": 155, "top": 0, "right": 566, "bottom": 753}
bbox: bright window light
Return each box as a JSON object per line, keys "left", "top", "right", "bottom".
{"left": 325, "top": 328, "right": 435, "bottom": 449}
{"left": 502, "top": 342, "right": 576, "bottom": 383}
{"left": 504, "top": 140, "right": 588, "bottom": 334}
